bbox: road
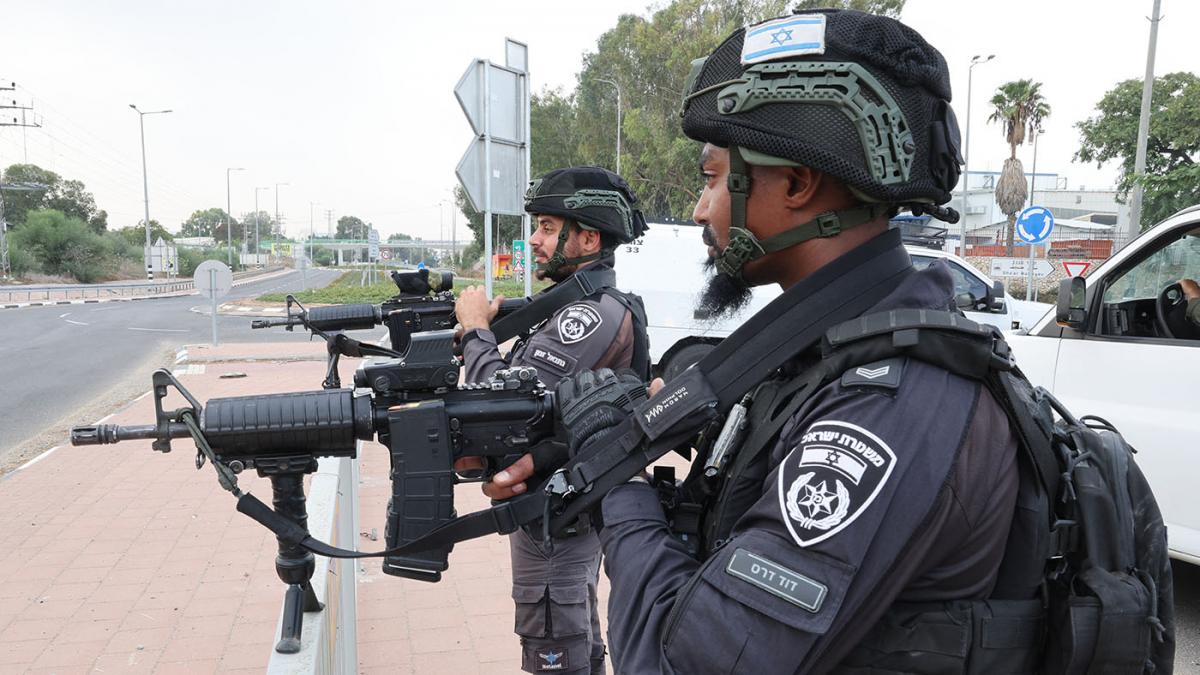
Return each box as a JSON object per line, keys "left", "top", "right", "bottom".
{"left": 0, "top": 268, "right": 355, "bottom": 465}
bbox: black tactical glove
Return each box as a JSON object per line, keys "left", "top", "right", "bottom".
{"left": 555, "top": 368, "right": 649, "bottom": 458}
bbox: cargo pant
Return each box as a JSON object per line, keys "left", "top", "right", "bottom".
{"left": 510, "top": 525, "right": 605, "bottom": 674}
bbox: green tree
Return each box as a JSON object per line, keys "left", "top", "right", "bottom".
{"left": 336, "top": 215, "right": 368, "bottom": 239}
{"left": 791, "top": 0, "right": 904, "bottom": 16}
{"left": 240, "top": 211, "right": 276, "bottom": 248}
{"left": 181, "top": 207, "right": 240, "bottom": 241}
{"left": 987, "top": 79, "right": 1051, "bottom": 254}
{"left": 1075, "top": 72, "right": 1200, "bottom": 229}
{"left": 115, "top": 221, "right": 173, "bottom": 248}
{"left": 88, "top": 209, "right": 108, "bottom": 234}
{"left": 454, "top": 185, "right": 522, "bottom": 263}
{"left": 1, "top": 164, "right": 99, "bottom": 227}
{"left": 11, "top": 209, "right": 112, "bottom": 282}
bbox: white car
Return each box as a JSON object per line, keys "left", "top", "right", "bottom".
{"left": 617, "top": 222, "right": 1050, "bottom": 378}
{"left": 1007, "top": 205, "right": 1200, "bottom": 563}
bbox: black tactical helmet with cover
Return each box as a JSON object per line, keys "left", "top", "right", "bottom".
{"left": 680, "top": 9, "right": 963, "bottom": 280}
{"left": 524, "top": 166, "right": 649, "bottom": 275}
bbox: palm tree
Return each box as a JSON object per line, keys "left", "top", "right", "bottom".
{"left": 988, "top": 80, "right": 1051, "bottom": 254}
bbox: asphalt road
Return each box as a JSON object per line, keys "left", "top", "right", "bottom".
{"left": 0, "top": 268, "right": 355, "bottom": 462}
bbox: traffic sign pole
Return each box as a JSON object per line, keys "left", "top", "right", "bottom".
{"left": 1027, "top": 236, "right": 1036, "bottom": 301}
{"left": 210, "top": 269, "right": 219, "bottom": 346}
{"left": 1016, "top": 206, "right": 1055, "bottom": 303}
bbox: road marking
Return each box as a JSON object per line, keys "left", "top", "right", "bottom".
{"left": 60, "top": 312, "right": 70, "bottom": 318}
{"left": 127, "top": 327, "right": 190, "bottom": 333}
{"left": 65, "top": 319, "right": 89, "bottom": 326}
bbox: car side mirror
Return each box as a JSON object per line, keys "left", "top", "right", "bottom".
{"left": 989, "top": 281, "right": 1006, "bottom": 313}
{"left": 1056, "top": 277, "right": 1087, "bottom": 329}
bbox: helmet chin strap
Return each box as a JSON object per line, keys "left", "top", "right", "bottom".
{"left": 714, "top": 145, "right": 890, "bottom": 282}
{"left": 537, "top": 224, "right": 610, "bottom": 276}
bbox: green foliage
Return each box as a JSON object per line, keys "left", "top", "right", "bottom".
{"left": 114, "top": 221, "right": 172, "bottom": 247}
{"left": 1, "top": 164, "right": 99, "bottom": 227}
{"left": 336, "top": 215, "right": 368, "bottom": 239}
{"left": 258, "top": 271, "right": 397, "bottom": 304}
{"left": 312, "top": 247, "right": 336, "bottom": 266}
{"left": 5, "top": 240, "right": 38, "bottom": 277}
{"left": 454, "top": 185, "right": 523, "bottom": 257}
{"left": 987, "top": 79, "right": 1051, "bottom": 158}
{"left": 11, "top": 209, "right": 112, "bottom": 282}
{"left": 790, "top": 0, "right": 904, "bottom": 16}
{"left": 88, "top": 209, "right": 108, "bottom": 234}
{"left": 240, "top": 211, "right": 276, "bottom": 248}
{"left": 177, "top": 247, "right": 241, "bottom": 276}
{"left": 181, "top": 207, "right": 241, "bottom": 242}
{"left": 1075, "top": 72, "right": 1200, "bottom": 228}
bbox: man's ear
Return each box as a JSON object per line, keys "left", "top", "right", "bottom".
{"left": 783, "top": 165, "right": 823, "bottom": 210}
{"left": 581, "top": 228, "right": 602, "bottom": 255}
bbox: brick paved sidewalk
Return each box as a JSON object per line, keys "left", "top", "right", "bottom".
{"left": 0, "top": 340, "right": 686, "bottom": 673}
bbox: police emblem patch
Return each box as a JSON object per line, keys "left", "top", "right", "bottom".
{"left": 557, "top": 304, "right": 603, "bottom": 344}
{"left": 535, "top": 648, "right": 568, "bottom": 671}
{"left": 778, "top": 420, "right": 896, "bottom": 547}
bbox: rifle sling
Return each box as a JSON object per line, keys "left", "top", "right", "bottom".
{"left": 489, "top": 264, "right": 617, "bottom": 343}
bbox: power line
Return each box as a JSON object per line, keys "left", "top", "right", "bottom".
{"left": 0, "top": 80, "right": 42, "bottom": 278}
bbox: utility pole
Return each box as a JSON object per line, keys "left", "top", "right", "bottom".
{"left": 273, "top": 182, "right": 289, "bottom": 246}
{"left": 130, "top": 104, "right": 173, "bottom": 280}
{"left": 0, "top": 82, "right": 42, "bottom": 279}
{"left": 309, "top": 201, "right": 318, "bottom": 263}
{"left": 1127, "top": 0, "right": 1163, "bottom": 244}
{"left": 325, "top": 209, "right": 334, "bottom": 263}
{"left": 254, "top": 186, "right": 270, "bottom": 267}
{"left": 596, "top": 78, "right": 622, "bottom": 176}
{"left": 961, "top": 55, "right": 994, "bottom": 256}
{"left": 226, "top": 167, "right": 244, "bottom": 267}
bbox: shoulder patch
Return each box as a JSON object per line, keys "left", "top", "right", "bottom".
{"left": 777, "top": 420, "right": 897, "bottom": 547}
{"left": 725, "top": 548, "right": 827, "bottom": 612}
{"left": 840, "top": 357, "right": 905, "bottom": 391}
{"left": 557, "top": 303, "right": 603, "bottom": 344}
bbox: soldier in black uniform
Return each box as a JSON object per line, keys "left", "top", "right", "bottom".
{"left": 487, "top": 10, "right": 1027, "bottom": 674}
{"left": 455, "top": 166, "right": 649, "bottom": 675}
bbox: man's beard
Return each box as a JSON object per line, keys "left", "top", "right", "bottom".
{"left": 534, "top": 258, "right": 576, "bottom": 282}
{"left": 696, "top": 254, "right": 753, "bottom": 320}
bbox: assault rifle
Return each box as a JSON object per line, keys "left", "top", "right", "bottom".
{"left": 70, "top": 330, "right": 556, "bottom": 652}
{"left": 250, "top": 268, "right": 527, "bottom": 354}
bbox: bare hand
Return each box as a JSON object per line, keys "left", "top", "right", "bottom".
{"left": 454, "top": 285, "right": 506, "bottom": 333}
{"left": 1180, "top": 278, "right": 1200, "bottom": 301}
{"left": 483, "top": 453, "right": 534, "bottom": 500}
{"left": 648, "top": 377, "right": 665, "bottom": 397}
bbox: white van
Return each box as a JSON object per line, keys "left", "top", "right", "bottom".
{"left": 617, "top": 222, "right": 1050, "bottom": 378}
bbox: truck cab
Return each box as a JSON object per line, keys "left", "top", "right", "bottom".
{"left": 1007, "top": 205, "right": 1200, "bottom": 563}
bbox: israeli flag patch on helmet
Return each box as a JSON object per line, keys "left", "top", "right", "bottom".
{"left": 741, "top": 14, "right": 827, "bottom": 65}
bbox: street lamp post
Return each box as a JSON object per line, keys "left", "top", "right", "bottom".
{"left": 960, "top": 55, "right": 994, "bottom": 256}
{"left": 130, "top": 104, "right": 172, "bottom": 280}
{"left": 596, "top": 78, "right": 622, "bottom": 176}
{"left": 226, "top": 167, "right": 244, "bottom": 266}
{"left": 309, "top": 201, "right": 318, "bottom": 263}
{"left": 254, "top": 186, "right": 270, "bottom": 268}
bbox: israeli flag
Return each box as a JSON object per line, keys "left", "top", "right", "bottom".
{"left": 741, "top": 15, "right": 827, "bottom": 65}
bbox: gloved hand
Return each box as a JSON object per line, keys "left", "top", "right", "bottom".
{"left": 555, "top": 368, "right": 649, "bottom": 458}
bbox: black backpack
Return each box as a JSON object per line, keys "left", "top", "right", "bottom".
{"left": 819, "top": 309, "right": 1175, "bottom": 673}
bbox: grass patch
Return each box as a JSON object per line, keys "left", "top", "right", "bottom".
{"left": 257, "top": 271, "right": 551, "bottom": 304}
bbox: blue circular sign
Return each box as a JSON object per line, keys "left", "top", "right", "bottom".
{"left": 1016, "top": 206, "right": 1055, "bottom": 244}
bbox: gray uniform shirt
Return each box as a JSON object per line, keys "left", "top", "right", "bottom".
{"left": 462, "top": 276, "right": 635, "bottom": 388}
{"left": 597, "top": 262, "right": 1020, "bottom": 674}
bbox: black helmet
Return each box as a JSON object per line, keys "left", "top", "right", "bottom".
{"left": 680, "top": 9, "right": 962, "bottom": 279}
{"left": 524, "top": 166, "right": 648, "bottom": 275}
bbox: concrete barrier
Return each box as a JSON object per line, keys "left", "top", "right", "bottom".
{"left": 267, "top": 454, "right": 360, "bottom": 674}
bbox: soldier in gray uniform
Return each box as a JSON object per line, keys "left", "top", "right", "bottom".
{"left": 454, "top": 166, "right": 649, "bottom": 675}
{"left": 487, "top": 11, "right": 1042, "bottom": 674}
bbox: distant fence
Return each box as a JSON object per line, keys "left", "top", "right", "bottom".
{"left": 266, "top": 455, "right": 359, "bottom": 675}
{"left": 0, "top": 266, "right": 284, "bottom": 304}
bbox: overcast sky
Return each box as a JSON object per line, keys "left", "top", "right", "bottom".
{"left": 0, "top": 0, "right": 1195, "bottom": 241}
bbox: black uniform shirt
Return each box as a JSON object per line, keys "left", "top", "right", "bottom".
{"left": 598, "top": 260, "right": 1019, "bottom": 674}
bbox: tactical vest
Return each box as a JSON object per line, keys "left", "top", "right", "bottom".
{"left": 496, "top": 261, "right": 652, "bottom": 381}
{"left": 666, "top": 309, "right": 1173, "bottom": 675}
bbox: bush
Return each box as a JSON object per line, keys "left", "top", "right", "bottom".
{"left": 178, "top": 247, "right": 241, "bottom": 276}
{"left": 312, "top": 247, "right": 336, "bottom": 266}
{"left": 12, "top": 209, "right": 112, "bottom": 282}
{"left": 5, "top": 240, "right": 39, "bottom": 277}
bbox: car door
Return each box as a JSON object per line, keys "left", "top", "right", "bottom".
{"left": 1050, "top": 224, "right": 1200, "bottom": 560}
{"left": 909, "top": 254, "right": 1008, "bottom": 329}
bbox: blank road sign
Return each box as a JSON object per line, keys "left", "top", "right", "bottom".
{"left": 456, "top": 138, "right": 527, "bottom": 216}
{"left": 454, "top": 61, "right": 525, "bottom": 143}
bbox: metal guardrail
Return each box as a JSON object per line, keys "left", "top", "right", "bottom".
{"left": 0, "top": 266, "right": 286, "bottom": 304}
{"left": 0, "top": 280, "right": 195, "bottom": 303}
